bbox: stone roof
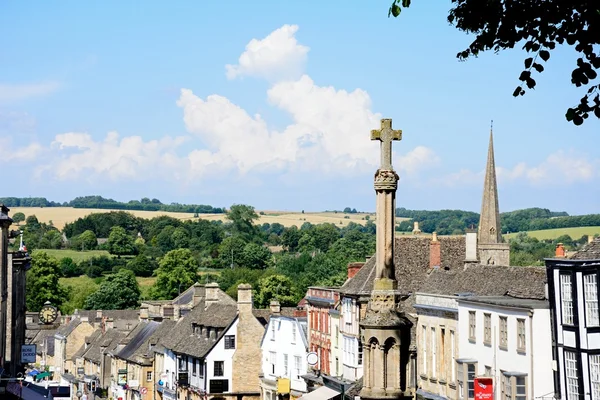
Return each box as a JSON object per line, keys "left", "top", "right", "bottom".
{"left": 340, "top": 236, "right": 466, "bottom": 298}
{"left": 55, "top": 318, "right": 83, "bottom": 338}
{"left": 161, "top": 302, "right": 238, "bottom": 359}
{"left": 82, "top": 328, "right": 128, "bottom": 364}
{"left": 457, "top": 295, "right": 549, "bottom": 309}
{"left": 570, "top": 237, "right": 600, "bottom": 260}
{"left": 72, "top": 330, "right": 102, "bottom": 361}
{"left": 116, "top": 321, "right": 160, "bottom": 361}
{"left": 29, "top": 328, "right": 57, "bottom": 356}
{"left": 417, "top": 264, "right": 547, "bottom": 301}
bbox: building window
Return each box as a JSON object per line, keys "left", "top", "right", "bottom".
{"left": 214, "top": 361, "right": 224, "bottom": 377}
{"left": 469, "top": 311, "right": 476, "bottom": 342}
{"left": 440, "top": 328, "right": 446, "bottom": 378}
{"left": 199, "top": 362, "right": 204, "bottom": 378}
{"left": 224, "top": 335, "right": 235, "bottom": 349}
{"left": 499, "top": 316, "right": 508, "bottom": 349}
{"left": 283, "top": 354, "right": 288, "bottom": 376}
{"left": 450, "top": 330, "right": 456, "bottom": 382}
{"left": 271, "top": 322, "right": 276, "bottom": 340}
{"left": 179, "top": 356, "right": 187, "bottom": 371}
{"left": 590, "top": 354, "right": 600, "bottom": 400}
{"left": 457, "top": 362, "right": 477, "bottom": 399}
{"left": 561, "top": 274, "right": 574, "bottom": 325}
{"left": 565, "top": 351, "right": 579, "bottom": 400}
{"left": 294, "top": 355, "right": 302, "bottom": 379}
{"left": 146, "top": 371, "right": 152, "bottom": 381}
{"left": 502, "top": 373, "right": 527, "bottom": 400}
{"left": 270, "top": 351, "right": 277, "bottom": 374}
{"left": 192, "top": 359, "right": 197, "bottom": 375}
{"left": 484, "top": 313, "right": 492, "bottom": 345}
{"left": 358, "top": 341, "right": 363, "bottom": 366}
{"left": 485, "top": 366, "right": 491, "bottom": 377}
{"left": 517, "top": 319, "right": 526, "bottom": 353}
{"left": 431, "top": 328, "right": 437, "bottom": 378}
{"left": 343, "top": 298, "right": 352, "bottom": 323}
{"left": 422, "top": 325, "right": 427, "bottom": 376}
{"left": 335, "top": 326, "right": 339, "bottom": 348}
{"left": 585, "top": 274, "right": 600, "bottom": 327}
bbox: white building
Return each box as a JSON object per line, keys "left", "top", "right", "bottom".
{"left": 546, "top": 237, "right": 600, "bottom": 400}
{"left": 457, "top": 296, "right": 554, "bottom": 400}
{"left": 329, "top": 305, "right": 343, "bottom": 378}
{"left": 340, "top": 296, "right": 363, "bottom": 381}
{"left": 260, "top": 309, "right": 309, "bottom": 400}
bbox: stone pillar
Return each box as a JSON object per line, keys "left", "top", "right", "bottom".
{"left": 0, "top": 205, "right": 13, "bottom": 370}
{"left": 374, "top": 168, "right": 399, "bottom": 290}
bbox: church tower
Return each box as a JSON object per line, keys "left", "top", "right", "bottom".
{"left": 477, "top": 125, "right": 510, "bottom": 266}
{"left": 360, "top": 119, "right": 413, "bottom": 400}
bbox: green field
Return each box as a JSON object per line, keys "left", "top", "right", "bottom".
{"left": 60, "top": 275, "right": 158, "bottom": 299}
{"left": 504, "top": 226, "right": 600, "bottom": 241}
{"left": 33, "top": 249, "right": 111, "bottom": 261}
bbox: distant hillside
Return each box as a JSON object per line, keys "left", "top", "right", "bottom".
{"left": 396, "top": 207, "right": 600, "bottom": 236}
{"left": 0, "top": 195, "right": 224, "bottom": 214}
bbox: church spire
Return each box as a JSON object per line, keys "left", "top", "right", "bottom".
{"left": 478, "top": 122, "right": 502, "bottom": 244}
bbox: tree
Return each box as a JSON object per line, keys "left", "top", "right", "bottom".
{"left": 84, "top": 269, "right": 141, "bottom": 310}
{"left": 218, "top": 236, "right": 247, "bottom": 268}
{"left": 60, "top": 257, "right": 83, "bottom": 278}
{"left": 38, "top": 230, "right": 63, "bottom": 249}
{"left": 150, "top": 249, "right": 199, "bottom": 299}
{"left": 26, "top": 252, "right": 69, "bottom": 312}
{"left": 12, "top": 212, "right": 25, "bottom": 224}
{"left": 78, "top": 230, "right": 98, "bottom": 251}
{"left": 107, "top": 226, "right": 135, "bottom": 257}
{"left": 241, "top": 243, "right": 272, "bottom": 269}
{"left": 125, "top": 254, "right": 156, "bottom": 277}
{"left": 281, "top": 226, "right": 301, "bottom": 252}
{"left": 255, "top": 274, "right": 299, "bottom": 308}
{"left": 389, "top": 0, "right": 600, "bottom": 125}
{"left": 226, "top": 204, "right": 259, "bottom": 238}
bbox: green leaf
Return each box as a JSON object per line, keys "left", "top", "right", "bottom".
{"left": 526, "top": 77, "right": 536, "bottom": 89}
{"left": 566, "top": 108, "right": 576, "bottom": 121}
{"left": 512, "top": 86, "right": 522, "bottom": 97}
{"left": 402, "top": 0, "right": 411, "bottom": 7}
{"left": 524, "top": 57, "right": 533, "bottom": 68}
{"left": 539, "top": 50, "right": 550, "bottom": 62}
{"left": 573, "top": 114, "right": 584, "bottom": 126}
{"left": 519, "top": 70, "right": 531, "bottom": 81}
{"left": 391, "top": 4, "right": 401, "bottom": 17}
{"left": 533, "top": 63, "right": 544, "bottom": 73}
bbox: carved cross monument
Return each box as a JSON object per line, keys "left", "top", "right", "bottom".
{"left": 371, "top": 119, "right": 402, "bottom": 170}
{"left": 371, "top": 119, "right": 402, "bottom": 288}
{"left": 361, "top": 119, "right": 413, "bottom": 400}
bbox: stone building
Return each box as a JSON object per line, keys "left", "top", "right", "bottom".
{"left": 305, "top": 285, "right": 341, "bottom": 376}
{"left": 53, "top": 315, "right": 96, "bottom": 381}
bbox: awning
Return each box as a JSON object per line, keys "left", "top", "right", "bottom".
{"left": 34, "top": 371, "right": 51, "bottom": 381}
{"left": 417, "top": 388, "right": 448, "bottom": 400}
{"left": 27, "top": 369, "right": 40, "bottom": 376}
{"left": 299, "top": 386, "right": 340, "bottom": 400}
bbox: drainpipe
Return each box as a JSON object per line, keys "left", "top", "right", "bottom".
{"left": 529, "top": 311, "right": 535, "bottom": 400}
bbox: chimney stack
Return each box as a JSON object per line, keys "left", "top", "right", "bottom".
{"left": 590, "top": 235, "right": 595, "bottom": 244}
{"left": 106, "top": 318, "right": 114, "bottom": 330}
{"left": 412, "top": 221, "right": 422, "bottom": 235}
{"left": 429, "top": 232, "right": 441, "bottom": 269}
{"left": 193, "top": 283, "right": 204, "bottom": 306}
{"left": 555, "top": 243, "right": 566, "bottom": 258}
{"left": 205, "top": 282, "right": 220, "bottom": 309}
{"left": 139, "top": 306, "right": 149, "bottom": 320}
{"left": 465, "top": 230, "right": 478, "bottom": 263}
{"left": 347, "top": 262, "right": 365, "bottom": 279}
{"left": 270, "top": 300, "right": 281, "bottom": 315}
{"left": 237, "top": 284, "right": 253, "bottom": 315}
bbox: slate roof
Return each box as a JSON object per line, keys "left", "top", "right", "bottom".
{"left": 417, "top": 264, "right": 547, "bottom": 301}
{"left": 127, "top": 319, "right": 176, "bottom": 364}
{"left": 56, "top": 318, "right": 81, "bottom": 338}
{"left": 161, "top": 302, "right": 238, "bottom": 359}
{"left": 340, "top": 236, "right": 466, "bottom": 298}
{"left": 457, "top": 295, "right": 549, "bottom": 309}
{"left": 570, "top": 237, "right": 600, "bottom": 260}
{"left": 81, "top": 328, "right": 128, "bottom": 364}
{"left": 72, "top": 330, "right": 102, "bottom": 361}
{"left": 117, "top": 321, "right": 160, "bottom": 361}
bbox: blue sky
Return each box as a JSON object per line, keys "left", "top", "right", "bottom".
{"left": 1, "top": 1, "right": 598, "bottom": 214}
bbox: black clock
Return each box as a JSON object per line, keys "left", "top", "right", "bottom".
{"left": 39, "top": 302, "right": 58, "bottom": 324}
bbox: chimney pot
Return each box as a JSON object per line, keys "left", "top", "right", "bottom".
{"left": 205, "top": 282, "right": 219, "bottom": 309}
{"left": 555, "top": 243, "right": 566, "bottom": 258}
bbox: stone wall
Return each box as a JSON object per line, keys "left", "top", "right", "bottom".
{"left": 64, "top": 322, "right": 96, "bottom": 374}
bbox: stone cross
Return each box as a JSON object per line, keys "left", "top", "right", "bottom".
{"left": 371, "top": 118, "right": 402, "bottom": 170}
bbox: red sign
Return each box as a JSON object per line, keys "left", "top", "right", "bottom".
{"left": 474, "top": 377, "right": 494, "bottom": 400}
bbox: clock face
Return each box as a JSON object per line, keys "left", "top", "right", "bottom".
{"left": 39, "top": 304, "right": 58, "bottom": 324}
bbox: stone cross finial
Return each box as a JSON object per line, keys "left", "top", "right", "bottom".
{"left": 371, "top": 118, "right": 402, "bottom": 170}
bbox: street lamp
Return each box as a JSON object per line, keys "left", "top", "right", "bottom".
{"left": 76, "top": 389, "right": 82, "bottom": 400}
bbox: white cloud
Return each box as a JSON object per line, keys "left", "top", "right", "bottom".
{"left": 177, "top": 75, "right": 435, "bottom": 179}
{"left": 439, "top": 150, "right": 599, "bottom": 187}
{"left": 44, "top": 131, "right": 189, "bottom": 181}
{"left": 0, "top": 82, "right": 60, "bottom": 103}
{"left": 0, "top": 137, "right": 44, "bottom": 162}
{"left": 0, "top": 110, "right": 36, "bottom": 133}
{"left": 225, "top": 24, "right": 309, "bottom": 82}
